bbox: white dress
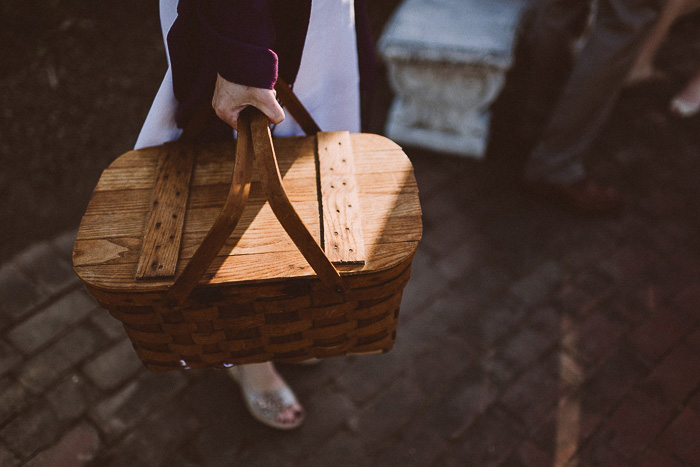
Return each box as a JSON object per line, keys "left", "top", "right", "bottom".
{"left": 135, "top": 0, "right": 361, "bottom": 149}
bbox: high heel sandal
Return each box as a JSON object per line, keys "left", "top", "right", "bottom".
{"left": 227, "top": 366, "right": 305, "bottom": 430}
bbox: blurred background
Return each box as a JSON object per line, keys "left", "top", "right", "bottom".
{"left": 2, "top": 1, "right": 700, "bottom": 466}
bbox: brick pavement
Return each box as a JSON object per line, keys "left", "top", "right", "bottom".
{"left": 3, "top": 14, "right": 700, "bottom": 467}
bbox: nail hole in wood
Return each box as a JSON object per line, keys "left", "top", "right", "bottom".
{"left": 155, "top": 222, "right": 161, "bottom": 228}
{"left": 349, "top": 248, "right": 354, "bottom": 252}
{"left": 153, "top": 200, "right": 159, "bottom": 206}
{"left": 169, "top": 235, "right": 175, "bottom": 240}
{"left": 336, "top": 209, "right": 340, "bottom": 213}
{"left": 155, "top": 245, "right": 161, "bottom": 250}
{"left": 158, "top": 265, "right": 163, "bottom": 270}
{"left": 172, "top": 214, "right": 177, "bottom": 219}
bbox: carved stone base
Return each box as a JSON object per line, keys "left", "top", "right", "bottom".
{"left": 379, "top": 0, "right": 533, "bottom": 158}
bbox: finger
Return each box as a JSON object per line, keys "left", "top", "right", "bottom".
{"left": 213, "top": 100, "right": 245, "bottom": 130}
{"left": 254, "top": 92, "right": 285, "bottom": 125}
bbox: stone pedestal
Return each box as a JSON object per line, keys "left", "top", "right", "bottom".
{"left": 378, "top": 0, "right": 533, "bottom": 158}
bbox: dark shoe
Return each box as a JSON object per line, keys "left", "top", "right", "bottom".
{"left": 525, "top": 178, "right": 624, "bottom": 215}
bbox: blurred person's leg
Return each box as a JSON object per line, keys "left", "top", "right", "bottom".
{"left": 628, "top": 0, "right": 699, "bottom": 83}
{"left": 521, "top": 0, "right": 592, "bottom": 128}
{"left": 525, "top": 0, "right": 663, "bottom": 187}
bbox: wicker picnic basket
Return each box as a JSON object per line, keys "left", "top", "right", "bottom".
{"left": 72, "top": 86, "right": 422, "bottom": 371}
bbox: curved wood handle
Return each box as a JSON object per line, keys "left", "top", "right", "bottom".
{"left": 249, "top": 109, "right": 348, "bottom": 295}
{"left": 165, "top": 107, "right": 256, "bottom": 308}
{"left": 166, "top": 106, "right": 347, "bottom": 308}
{"left": 274, "top": 77, "right": 321, "bottom": 136}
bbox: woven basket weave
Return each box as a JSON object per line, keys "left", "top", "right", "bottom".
{"left": 73, "top": 105, "right": 422, "bottom": 371}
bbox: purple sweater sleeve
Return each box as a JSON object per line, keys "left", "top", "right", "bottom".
{"left": 197, "top": 0, "right": 279, "bottom": 89}
{"left": 167, "top": 0, "right": 289, "bottom": 130}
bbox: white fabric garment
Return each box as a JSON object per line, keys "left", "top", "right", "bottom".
{"left": 135, "top": 0, "right": 360, "bottom": 149}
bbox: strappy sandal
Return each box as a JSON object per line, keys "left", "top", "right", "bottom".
{"left": 227, "top": 366, "right": 305, "bottom": 430}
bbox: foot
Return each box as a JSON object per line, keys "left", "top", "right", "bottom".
{"left": 228, "top": 363, "right": 305, "bottom": 430}
{"left": 525, "top": 178, "right": 624, "bottom": 215}
{"left": 670, "top": 74, "right": 700, "bottom": 118}
{"left": 670, "top": 95, "right": 700, "bottom": 118}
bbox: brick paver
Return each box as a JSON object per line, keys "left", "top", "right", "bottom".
{"left": 2, "top": 7, "right": 700, "bottom": 467}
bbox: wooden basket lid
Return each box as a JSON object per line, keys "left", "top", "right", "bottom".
{"left": 73, "top": 133, "right": 422, "bottom": 293}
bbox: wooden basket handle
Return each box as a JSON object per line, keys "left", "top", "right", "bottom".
{"left": 166, "top": 107, "right": 347, "bottom": 308}
{"left": 273, "top": 77, "right": 321, "bottom": 135}
{"left": 249, "top": 108, "right": 348, "bottom": 293}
